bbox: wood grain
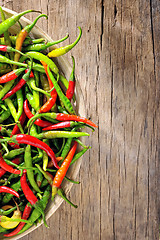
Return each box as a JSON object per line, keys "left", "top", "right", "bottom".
{"left": 0, "top": 0, "right": 160, "bottom": 239}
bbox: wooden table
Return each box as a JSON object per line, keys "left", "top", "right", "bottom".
{"left": 0, "top": 0, "right": 160, "bottom": 239}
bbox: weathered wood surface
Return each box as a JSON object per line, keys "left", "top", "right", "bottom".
{"left": 0, "top": 0, "right": 160, "bottom": 239}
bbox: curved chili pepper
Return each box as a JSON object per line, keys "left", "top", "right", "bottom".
{"left": 22, "top": 51, "right": 59, "bottom": 74}
{"left": 48, "top": 27, "right": 82, "bottom": 57}
{"left": 4, "top": 203, "right": 32, "bottom": 237}
{"left": 23, "top": 99, "right": 52, "bottom": 128}
{"left": 20, "top": 170, "right": 48, "bottom": 227}
{"left": 5, "top": 134, "right": 59, "bottom": 169}
{"left": 0, "top": 68, "right": 25, "bottom": 83}
{"left": 0, "top": 154, "right": 21, "bottom": 175}
{"left": 0, "top": 158, "right": 20, "bottom": 178}
{"left": 14, "top": 14, "right": 48, "bottom": 64}
{"left": 0, "top": 186, "right": 19, "bottom": 198}
{"left": 66, "top": 56, "right": 75, "bottom": 101}
{"left": 39, "top": 61, "right": 57, "bottom": 113}
{"left": 52, "top": 141, "right": 77, "bottom": 199}
{"left": 2, "top": 64, "right": 32, "bottom": 100}
{"left": 0, "top": 10, "right": 39, "bottom": 36}
{"left": 22, "top": 34, "right": 69, "bottom": 52}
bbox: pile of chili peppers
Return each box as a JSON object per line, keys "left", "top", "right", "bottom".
{"left": 0, "top": 8, "right": 97, "bottom": 237}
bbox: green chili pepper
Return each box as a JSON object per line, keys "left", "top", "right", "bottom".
{"left": 36, "top": 171, "right": 43, "bottom": 187}
{"left": 0, "top": 107, "right": 10, "bottom": 123}
{"left": 42, "top": 139, "right": 49, "bottom": 171}
{"left": 21, "top": 51, "right": 59, "bottom": 74}
{"left": 22, "top": 34, "right": 69, "bottom": 52}
{"left": 0, "top": 9, "right": 40, "bottom": 35}
{"left": 15, "top": 88, "right": 23, "bottom": 122}
{"left": 36, "top": 130, "right": 89, "bottom": 140}
{"left": 3, "top": 148, "right": 24, "bottom": 159}
{"left": 28, "top": 78, "right": 51, "bottom": 98}
{"left": 24, "top": 145, "right": 42, "bottom": 193}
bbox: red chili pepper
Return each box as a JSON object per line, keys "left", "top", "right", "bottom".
{"left": 52, "top": 141, "right": 77, "bottom": 199}
{"left": 11, "top": 134, "right": 59, "bottom": 169}
{"left": 4, "top": 203, "right": 32, "bottom": 237}
{"left": 2, "top": 67, "right": 32, "bottom": 100}
{"left": 66, "top": 56, "right": 75, "bottom": 101}
{"left": 0, "top": 157, "right": 20, "bottom": 178}
{"left": 0, "top": 68, "right": 25, "bottom": 83}
{"left": 39, "top": 61, "right": 57, "bottom": 113}
{"left": 0, "top": 186, "right": 19, "bottom": 198}
{"left": 24, "top": 99, "right": 52, "bottom": 128}
{"left": 11, "top": 111, "right": 26, "bottom": 136}
{"left": 55, "top": 113, "right": 98, "bottom": 128}
{"left": 42, "top": 121, "right": 75, "bottom": 131}
{"left": 0, "top": 153, "right": 21, "bottom": 175}
{"left": 20, "top": 170, "right": 38, "bottom": 205}
{"left": 20, "top": 170, "right": 48, "bottom": 227}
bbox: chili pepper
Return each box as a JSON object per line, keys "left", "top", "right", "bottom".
{"left": 3, "top": 148, "right": 24, "bottom": 159}
{"left": 0, "top": 67, "right": 25, "bottom": 83}
{"left": 2, "top": 134, "right": 59, "bottom": 169}
{"left": 0, "top": 108, "right": 10, "bottom": 123}
{"left": 52, "top": 141, "right": 77, "bottom": 199}
{"left": 27, "top": 111, "right": 97, "bottom": 128}
{"left": 24, "top": 99, "right": 52, "bottom": 127}
{"left": 20, "top": 170, "right": 48, "bottom": 227}
{"left": 18, "top": 186, "right": 51, "bottom": 234}
{"left": 22, "top": 51, "right": 59, "bottom": 74}
{"left": 0, "top": 158, "right": 20, "bottom": 178}
{"left": 42, "top": 139, "right": 49, "bottom": 171}
{"left": 25, "top": 145, "right": 42, "bottom": 193}
{"left": 0, "top": 54, "right": 27, "bottom": 67}
{"left": 28, "top": 78, "right": 51, "bottom": 98}
{"left": 22, "top": 34, "right": 69, "bottom": 52}
{"left": 0, "top": 186, "right": 19, "bottom": 198}
{"left": 39, "top": 61, "right": 57, "bottom": 113}
{"left": 2, "top": 62, "right": 32, "bottom": 100}
{"left": 36, "top": 130, "right": 89, "bottom": 140}
{"left": 47, "top": 67, "right": 75, "bottom": 114}
{"left": 0, "top": 154, "right": 20, "bottom": 175}
{"left": 48, "top": 27, "right": 82, "bottom": 57}
{"left": 2, "top": 180, "right": 21, "bottom": 204}
{"left": 42, "top": 121, "right": 80, "bottom": 131}
{"left": 66, "top": 56, "right": 76, "bottom": 101}
{"left": 4, "top": 203, "right": 32, "bottom": 237}
{"left": 0, "top": 10, "right": 40, "bottom": 36}
{"left": 11, "top": 111, "right": 26, "bottom": 136}
{"left": 25, "top": 90, "right": 39, "bottom": 112}
{"left": 14, "top": 14, "right": 48, "bottom": 64}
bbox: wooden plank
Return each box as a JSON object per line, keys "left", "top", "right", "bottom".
{"left": 0, "top": 0, "right": 159, "bottom": 239}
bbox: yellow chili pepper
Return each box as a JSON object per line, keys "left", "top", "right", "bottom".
{"left": 48, "top": 27, "right": 82, "bottom": 58}
{"left": 0, "top": 209, "right": 21, "bottom": 229}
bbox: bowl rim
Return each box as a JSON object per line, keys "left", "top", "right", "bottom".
{"left": 0, "top": 7, "right": 86, "bottom": 240}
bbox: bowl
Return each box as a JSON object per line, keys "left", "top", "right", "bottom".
{"left": 0, "top": 7, "right": 86, "bottom": 240}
